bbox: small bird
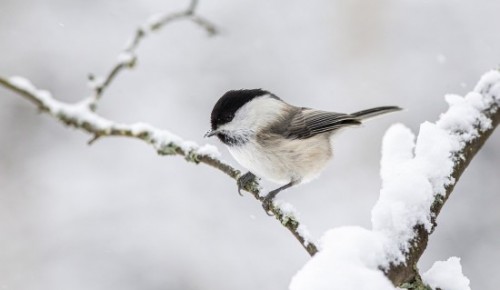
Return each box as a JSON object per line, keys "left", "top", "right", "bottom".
{"left": 205, "top": 89, "right": 401, "bottom": 213}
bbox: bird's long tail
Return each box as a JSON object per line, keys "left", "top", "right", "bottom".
{"left": 351, "top": 106, "right": 402, "bottom": 120}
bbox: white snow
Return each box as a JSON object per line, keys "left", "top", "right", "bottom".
{"left": 116, "top": 52, "right": 135, "bottom": 65}
{"left": 273, "top": 200, "right": 313, "bottom": 247}
{"left": 274, "top": 199, "right": 298, "bottom": 216}
{"left": 13, "top": 75, "right": 116, "bottom": 130}
{"left": 438, "top": 93, "right": 491, "bottom": 141}
{"left": 290, "top": 227, "right": 395, "bottom": 290}
{"left": 290, "top": 70, "right": 499, "bottom": 289}
{"left": 145, "top": 13, "right": 166, "bottom": 31}
{"left": 296, "top": 224, "right": 312, "bottom": 247}
{"left": 474, "top": 70, "right": 500, "bottom": 99}
{"left": 195, "top": 144, "right": 221, "bottom": 158}
{"left": 87, "top": 76, "right": 105, "bottom": 90}
{"left": 423, "top": 257, "right": 471, "bottom": 290}
{"left": 372, "top": 123, "right": 434, "bottom": 260}
{"left": 372, "top": 70, "right": 499, "bottom": 262}
{"left": 9, "top": 76, "right": 38, "bottom": 94}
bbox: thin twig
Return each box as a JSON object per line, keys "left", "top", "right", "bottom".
{"left": 88, "top": 0, "right": 217, "bottom": 109}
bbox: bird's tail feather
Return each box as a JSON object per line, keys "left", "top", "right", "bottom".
{"left": 351, "top": 106, "right": 402, "bottom": 120}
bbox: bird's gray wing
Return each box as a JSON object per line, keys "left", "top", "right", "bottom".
{"left": 279, "top": 108, "right": 361, "bottom": 139}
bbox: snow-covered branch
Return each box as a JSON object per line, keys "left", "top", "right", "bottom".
{"left": 291, "top": 70, "right": 499, "bottom": 290}
{"left": 381, "top": 70, "right": 500, "bottom": 286}
{"left": 0, "top": 75, "right": 317, "bottom": 256}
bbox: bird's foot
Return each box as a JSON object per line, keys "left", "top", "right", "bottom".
{"left": 260, "top": 181, "right": 297, "bottom": 216}
{"left": 261, "top": 195, "right": 275, "bottom": 216}
{"left": 237, "top": 172, "right": 259, "bottom": 196}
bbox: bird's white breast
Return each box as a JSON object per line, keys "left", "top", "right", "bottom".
{"left": 228, "top": 140, "right": 288, "bottom": 185}
{"left": 228, "top": 134, "right": 333, "bottom": 185}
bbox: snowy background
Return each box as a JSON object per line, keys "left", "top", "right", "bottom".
{"left": 0, "top": 0, "right": 499, "bottom": 289}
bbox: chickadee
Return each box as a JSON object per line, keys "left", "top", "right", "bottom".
{"left": 205, "top": 89, "right": 401, "bottom": 213}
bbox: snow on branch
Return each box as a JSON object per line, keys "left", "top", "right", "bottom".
{"left": 381, "top": 70, "right": 500, "bottom": 286}
{"left": 422, "top": 257, "right": 471, "bottom": 290}
{"left": 290, "top": 70, "right": 500, "bottom": 290}
{"left": 1, "top": 76, "right": 221, "bottom": 159}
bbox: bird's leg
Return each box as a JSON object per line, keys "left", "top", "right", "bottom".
{"left": 237, "top": 171, "right": 259, "bottom": 196}
{"left": 262, "top": 180, "right": 298, "bottom": 215}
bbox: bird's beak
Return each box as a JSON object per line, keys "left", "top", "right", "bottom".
{"left": 204, "top": 129, "right": 219, "bottom": 138}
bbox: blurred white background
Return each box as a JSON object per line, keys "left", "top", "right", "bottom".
{"left": 0, "top": 0, "right": 498, "bottom": 289}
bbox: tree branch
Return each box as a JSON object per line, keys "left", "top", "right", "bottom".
{"left": 290, "top": 71, "right": 499, "bottom": 290}
{"left": 384, "top": 71, "right": 500, "bottom": 286}
{"left": 0, "top": 75, "right": 317, "bottom": 257}
{"left": 87, "top": 0, "right": 217, "bottom": 110}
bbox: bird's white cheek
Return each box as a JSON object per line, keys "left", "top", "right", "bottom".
{"left": 227, "top": 96, "right": 287, "bottom": 131}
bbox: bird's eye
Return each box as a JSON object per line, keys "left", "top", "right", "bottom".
{"left": 222, "top": 114, "right": 233, "bottom": 122}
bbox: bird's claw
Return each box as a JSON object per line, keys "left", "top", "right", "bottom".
{"left": 237, "top": 172, "right": 258, "bottom": 196}
{"left": 261, "top": 195, "right": 274, "bottom": 216}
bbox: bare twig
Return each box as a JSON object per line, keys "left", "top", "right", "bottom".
{"left": 0, "top": 75, "right": 317, "bottom": 256}
{"left": 87, "top": 0, "right": 217, "bottom": 109}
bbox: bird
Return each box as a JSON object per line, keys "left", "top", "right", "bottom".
{"left": 205, "top": 89, "right": 401, "bottom": 214}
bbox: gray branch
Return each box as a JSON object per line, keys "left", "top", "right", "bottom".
{"left": 87, "top": 0, "right": 217, "bottom": 110}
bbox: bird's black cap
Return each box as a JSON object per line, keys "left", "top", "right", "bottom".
{"left": 210, "top": 89, "right": 277, "bottom": 130}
